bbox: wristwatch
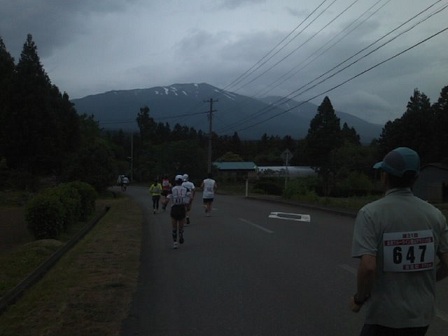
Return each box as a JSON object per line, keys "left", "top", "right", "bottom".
{"left": 354, "top": 293, "right": 370, "bottom": 305}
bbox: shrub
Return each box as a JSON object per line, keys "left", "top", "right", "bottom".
{"left": 283, "top": 176, "right": 320, "bottom": 200}
{"left": 65, "top": 181, "right": 97, "bottom": 221}
{"left": 26, "top": 193, "right": 65, "bottom": 239}
{"left": 25, "top": 182, "right": 97, "bottom": 240}
{"left": 253, "top": 178, "right": 283, "bottom": 195}
{"left": 335, "top": 172, "right": 374, "bottom": 197}
{"left": 52, "top": 184, "right": 82, "bottom": 230}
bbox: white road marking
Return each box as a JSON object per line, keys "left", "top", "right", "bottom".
{"left": 238, "top": 218, "right": 274, "bottom": 234}
{"left": 339, "top": 265, "right": 448, "bottom": 323}
{"left": 268, "top": 212, "right": 311, "bottom": 222}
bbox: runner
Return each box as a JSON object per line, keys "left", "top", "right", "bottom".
{"left": 121, "top": 175, "right": 129, "bottom": 191}
{"left": 201, "top": 173, "right": 217, "bottom": 217}
{"left": 350, "top": 147, "right": 448, "bottom": 335}
{"left": 161, "top": 175, "right": 172, "bottom": 211}
{"left": 165, "top": 175, "right": 191, "bottom": 249}
{"left": 182, "top": 173, "right": 195, "bottom": 225}
{"left": 149, "top": 178, "right": 162, "bottom": 214}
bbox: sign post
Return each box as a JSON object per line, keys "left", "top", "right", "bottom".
{"left": 281, "top": 149, "right": 293, "bottom": 189}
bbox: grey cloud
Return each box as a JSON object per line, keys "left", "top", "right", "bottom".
{"left": 0, "top": 0, "right": 137, "bottom": 58}
{"left": 215, "top": 0, "right": 266, "bottom": 10}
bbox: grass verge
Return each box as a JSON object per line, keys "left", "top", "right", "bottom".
{"left": 0, "top": 196, "right": 142, "bottom": 336}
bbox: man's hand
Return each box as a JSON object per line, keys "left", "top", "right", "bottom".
{"left": 350, "top": 296, "right": 362, "bottom": 313}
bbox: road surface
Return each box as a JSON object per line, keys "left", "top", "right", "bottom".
{"left": 120, "top": 186, "right": 448, "bottom": 336}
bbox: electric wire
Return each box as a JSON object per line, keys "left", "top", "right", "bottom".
{"left": 231, "top": 0, "right": 360, "bottom": 93}
{"left": 234, "top": 25, "right": 448, "bottom": 133}
{"left": 219, "top": 0, "right": 330, "bottom": 92}
{"left": 217, "top": 0, "right": 446, "bottom": 135}
{"left": 216, "top": 0, "right": 390, "bottom": 133}
{"left": 253, "top": 0, "right": 390, "bottom": 99}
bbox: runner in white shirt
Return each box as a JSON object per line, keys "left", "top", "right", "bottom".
{"left": 166, "top": 175, "right": 191, "bottom": 249}
{"left": 181, "top": 174, "right": 195, "bottom": 225}
{"left": 201, "top": 173, "right": 217, "bottom": 217}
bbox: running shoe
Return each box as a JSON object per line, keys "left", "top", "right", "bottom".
{"left": 173, "top": 242, "right": 178, "bottom": 249}
{"left": 179, "top": 236, "right": 184, "bottom": 244}
{"left": 186, "top": 217, "right": 190, "bottom": 225}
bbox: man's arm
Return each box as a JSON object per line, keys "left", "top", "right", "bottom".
{"left": 436, "top": 252, "right": 448, "bottom": 282}
{"left": 350, "top": 254, "right": 376, "bottom": 313}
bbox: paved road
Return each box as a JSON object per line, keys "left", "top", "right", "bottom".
{"left": 120, "top": 186, "right": 448, "bottom": 336}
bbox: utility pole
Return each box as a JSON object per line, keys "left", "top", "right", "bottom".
{"left": 204, "top": 98, "right": 218, "bottom": 173}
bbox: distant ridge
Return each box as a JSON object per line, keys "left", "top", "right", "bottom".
{"left": 71, "top": 83, "right": 382, "bottom": 142}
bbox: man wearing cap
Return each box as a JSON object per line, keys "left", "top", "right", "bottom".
{"left": 350, "top": 147, "right": 448, "bottom": 335}
{"left": 166, "top": 175, "right": 191, "bottom": 249}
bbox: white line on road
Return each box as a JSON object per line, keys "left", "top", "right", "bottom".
{"left": 268, "top": 212, "right": 311, "bottom": 222}
{"left": 238, "top": 218, "right": 274, "bottom": 234}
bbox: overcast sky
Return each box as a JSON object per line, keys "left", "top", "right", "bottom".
{"left": 1, "top": 0, "right": 447, "bottom": 126}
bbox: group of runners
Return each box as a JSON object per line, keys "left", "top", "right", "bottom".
{"left": 148, "top": 173, "right": 217, "bottom": 249}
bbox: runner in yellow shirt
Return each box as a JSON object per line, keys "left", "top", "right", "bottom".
{"left": 149, "top": 178, "right": 163, "bottom": 214}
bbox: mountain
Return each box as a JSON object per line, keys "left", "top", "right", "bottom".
{"left": 71, "top": 83, "right": 382, "bottom": 142}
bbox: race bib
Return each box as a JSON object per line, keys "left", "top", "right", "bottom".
{"left": 383, "top": 230, "right": 435, "bottom": 272}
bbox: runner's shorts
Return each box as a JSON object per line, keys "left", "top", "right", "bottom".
{"left": 171, "top": 204, "right": 186, "bottom": 220}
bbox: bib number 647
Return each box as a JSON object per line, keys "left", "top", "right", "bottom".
{"left": 383, "top": 230, "right": 435, "bottom": 272}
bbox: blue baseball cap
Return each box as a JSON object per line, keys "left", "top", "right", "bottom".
{"left": 373, "top": 147, "right": 420, "bottom": 177}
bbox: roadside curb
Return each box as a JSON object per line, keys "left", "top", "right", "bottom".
{"left": 0, "top": 206, "right": 111, "bottom": 316}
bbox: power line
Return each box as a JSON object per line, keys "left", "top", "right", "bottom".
{"left": 216, "top": 0, "right": 385, "bottom": 133}
{"left": 234, "top": 25, "right": 448, "bottom": 134}
{"left": 231, "top": 0, "right": 361, "bottom": 93}
{"left": 217, "top": 0, "right": 446, "bottom": 135}
{"left": 220, "top": 0, "right": 330, "bottom": 93}
{"left": 253, "top": 0, "right": 390, "bottom": 99}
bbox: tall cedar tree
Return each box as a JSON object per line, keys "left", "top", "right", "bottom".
{"left": 0, "top": 37, "right": 16, "bottom": 159}
{"left": 378, "top": 89, "right": 433, "bottom": 163}
{"left": 305, "top": 96, "right": 342, "bottom": 195}
{"left": 341, "top": 122, "right": 360, "bottom": 145}
{"left": 305, "top": 96, "right": 342, "bottom": 167}
{"left": 432, "top": 86, "right": 448, "bottom": 162}
{"left": 400, "top": 89, "right": 433, "bottom": 163}
{"left": 3, "top": 34, "right": 80, "bottom": 175}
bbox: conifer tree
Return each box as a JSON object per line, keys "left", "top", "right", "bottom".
{"left": 0, "top": 37, "right": 16, "bottom": 159}
{"left": 4, "top": 34, "right": 80, "bottom": 176}
{"left": 401, "top": 89, "right": 433, "bottom": 163}
{"left": 304, "top": 96, "right": 342, "bottom": 195}
{"left": 377, "top": 89, "right": 433, "bottom": 163}
{"left": 341, "top": 122, "right": 360, "bottom": 145}
{"left": 432, "top": 85, "right": 448, "bottom": 163}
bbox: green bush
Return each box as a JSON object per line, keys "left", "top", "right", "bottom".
{"left": 283, "top": 176, "right": 320, "bottom": 200}
{"left": 66, "top": 181, "right": 97, "bottom": 221}
{"left": 335, "top": 172, "right": 374, "bottom": 197}
{"left": 253, "top": 178, "right": 283, "bottom": 195}
{"left": 25, "top": 182, "right": 97, "bottom": 240}
{"left": 52, "top": 184, "right": 82, "bottom": 230}
{"left": 26, "top": 193, "right": 65, "bottom": 239}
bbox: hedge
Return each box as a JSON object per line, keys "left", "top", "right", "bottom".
{"left": 25, "top": 182, "right": 97, "bottom": 240}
